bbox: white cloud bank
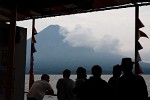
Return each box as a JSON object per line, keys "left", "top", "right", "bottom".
{"left": 59, "top": 25, "right": 121, "bottom": 54}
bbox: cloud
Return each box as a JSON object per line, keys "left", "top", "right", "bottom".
{"left": 59, "top": 25, "right": 121, "bottom": 54}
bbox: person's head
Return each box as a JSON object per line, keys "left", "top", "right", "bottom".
{"left": 41, "top": 74, "right": 50, "bottom": 82}
{"left": 121, "top": 57, "right": 134, "bottom": 73}
{"left": 112, "top": 64, "right": 122, "bottom": 77}
{"left": 76, "top": 67, "right": 87, "bottom": 79}
{"left": 63, "top": 69, "right": 71, "bottom": 78}
{"left": 91, "top": 65, "right": 102, "bottom": 77}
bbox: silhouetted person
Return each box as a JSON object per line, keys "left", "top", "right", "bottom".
{"left": 117, "top": 57, "right": 148, "bottom": 100}
{"left": 73, "top": 67, "right": 87, "bottom": 100}
{"left": 27, "top": 74, "right": 54, "bottom": 100}
{"left": 76, "top": 65, "right": 110, "bottom": 100}
{"left": 108, "top": 64, "right": 122, "bottom": 99}
{"left": 56, "top": 69, "right": 75, "bottom": 100}
{"left": 75, "top": 67, "right": 87, "bottom": 86}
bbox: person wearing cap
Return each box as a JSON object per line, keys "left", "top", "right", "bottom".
{"left": 117, "top": 57, "right": 148, "bottom": 100}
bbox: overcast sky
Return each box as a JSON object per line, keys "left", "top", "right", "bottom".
{"left": 17, "top": 5, "right": 150, "bottom": 63}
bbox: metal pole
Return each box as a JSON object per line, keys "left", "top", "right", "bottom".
{"left": 29, "top": 18, "right": 35, "bottom": 90}
{"left": 135, "top": 3, "right": 139, "bottom": 71}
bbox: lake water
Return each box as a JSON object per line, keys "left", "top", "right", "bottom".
{"left": 24, "top": 74, "right": 150, "bottom": 100}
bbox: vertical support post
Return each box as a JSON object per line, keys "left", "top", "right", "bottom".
{"left": 29, "top": 19, "right": 35, "bottom": 90}
{"left": 6, "top": 5, "right": 17, "bottom": 100}
{"left": 135, "top": 3, "right": 139, "bottom": 69}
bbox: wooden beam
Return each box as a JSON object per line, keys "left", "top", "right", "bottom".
{"left": 6, "top": 5, "right": 17, "bottom": 100}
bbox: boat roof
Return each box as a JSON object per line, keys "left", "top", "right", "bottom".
{"left": 0, "top": 0, "right": 150, "bottom": 22}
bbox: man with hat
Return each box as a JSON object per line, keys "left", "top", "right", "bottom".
{"left": 117, "top": 57, "right": 148, "bottom": 100}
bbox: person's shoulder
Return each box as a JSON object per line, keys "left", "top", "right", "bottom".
{"left": 69, "top": 78, "right": 74, "bottom": 81}
{"left": 58, "top": 78, "right": 64, "bottom": 81}
{"left": 76, "top": 79, "right": 85, "bottom": 83}
{"left": 108, "top": 77, "right": 113, "bottom": 81}
{"left": 108, "top": 77, "right": 114, "bottom": 83}
{"left": 136, "top": 74, "right": 143, "bottom": 77}
{"left": 34, "top": 80, "right": 41, "bottom": 83}
{"left": 40, "top": 80, "right": 50, "bottom": 84}
{"left": 101, "top": 79, "right": 108, "bottom": 84}
{"left": 65, "top": 78, "right": 75, "bottom": 83}
{"left": 57, "top": 78, "right": 65, "bottom": 84}
{"left": 135, "top": 74, "right": 145, "bottom": 80}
